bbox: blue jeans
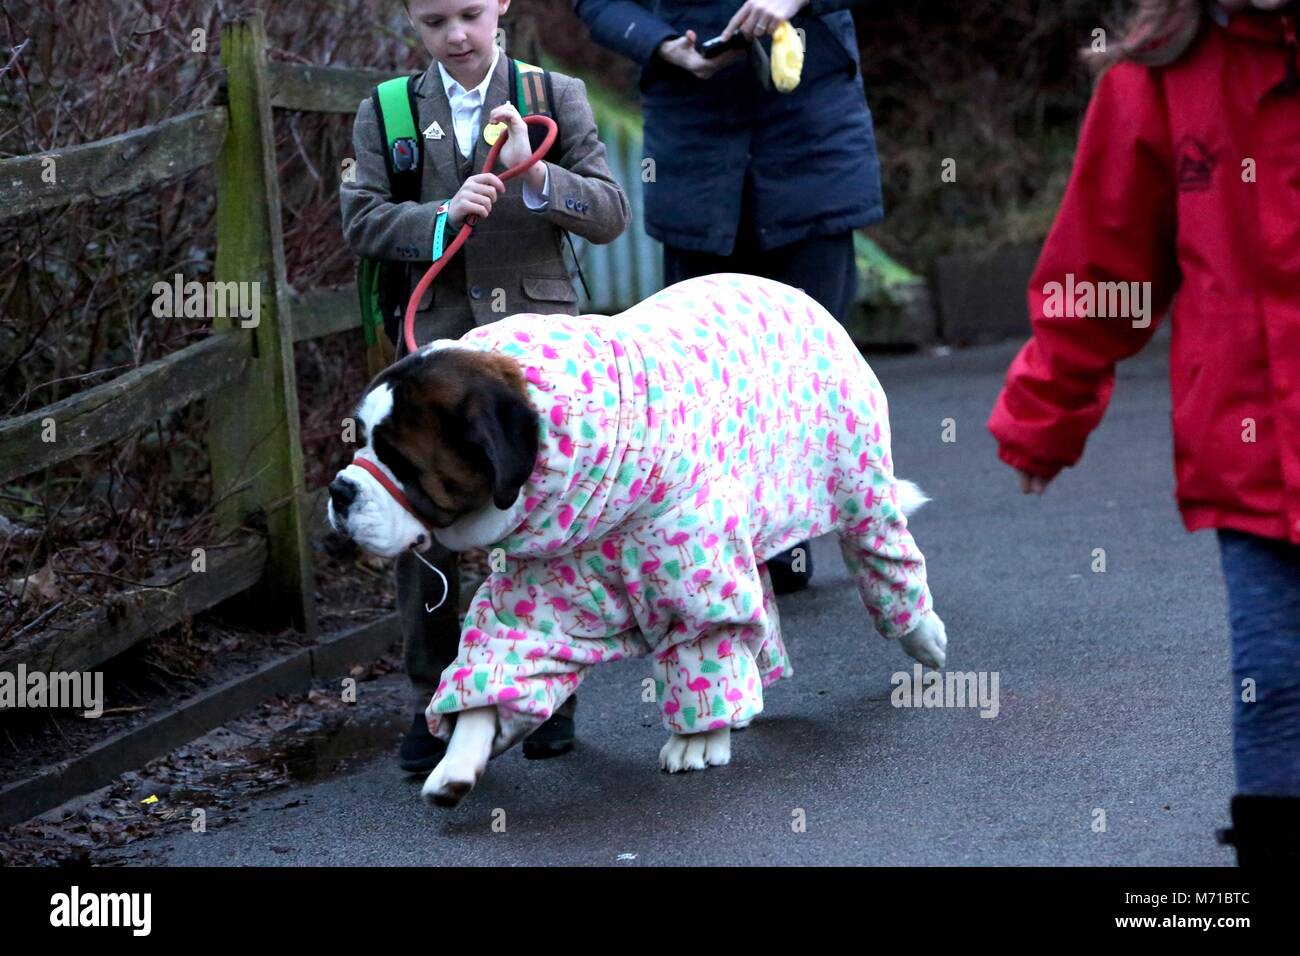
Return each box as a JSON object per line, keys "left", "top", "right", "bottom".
{"left": 1217, "top": 530, "right": 1300, "bottom": 795}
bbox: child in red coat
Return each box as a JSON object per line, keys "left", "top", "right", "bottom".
{"left": 988, "top": 0, "right": 1300, "bottom": 866}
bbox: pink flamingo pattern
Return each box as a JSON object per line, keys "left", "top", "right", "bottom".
{"left": 426, "top": 273, "right": 930, "bottom": 757}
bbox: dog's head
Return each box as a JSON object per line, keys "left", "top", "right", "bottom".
{"left": 327, "top": 343, "right": 540, "bottom": 557}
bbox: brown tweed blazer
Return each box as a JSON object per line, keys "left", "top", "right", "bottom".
{"left": 341, "top": 51, "right": 631, "bottom": 354}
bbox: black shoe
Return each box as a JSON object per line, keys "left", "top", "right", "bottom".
{"left": 1217, "top": 794, "right": 1300, "bottom": 867}
{"left": 523, "top": 696, "right": 577, "bottom": 760}
{"left": 767, "top": 541, "right": 813, "bottom": 595}
{"left": 398, "top": 710, "right": 447, "bottom": 773}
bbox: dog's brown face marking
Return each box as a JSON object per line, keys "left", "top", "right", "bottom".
{"left": 370, "top": 348, "right": 538, "bottom": 527}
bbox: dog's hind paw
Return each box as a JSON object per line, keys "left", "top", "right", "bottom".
{"left": 659, "top": 727, "right": 731, "bottom": 773}
{"left": 899, "top": 610, "right": 948, "bottom": 669}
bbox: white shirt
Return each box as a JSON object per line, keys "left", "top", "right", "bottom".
{"left": 437, "top": 45, "right": 549, "bottom": 209}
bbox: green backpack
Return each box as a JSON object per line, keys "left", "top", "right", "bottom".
{"left": 357, "top": 58, "right": 586, "bottom": 371}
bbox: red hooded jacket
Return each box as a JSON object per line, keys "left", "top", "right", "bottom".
{"left": 987, "top": 9, "right": 1300, "bottom": 544}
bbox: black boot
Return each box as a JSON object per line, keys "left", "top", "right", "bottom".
{"left": 398, "top": 710, "right": 447, "bottom": 773}
{"left": 522, "top": 694, "right": 577, "bottom": 760}
{"left": 767, "top": 540, "right": 814, "bottom": 595}
{"left": 1216, "top": 794, "right": 1300, "bottom": 867}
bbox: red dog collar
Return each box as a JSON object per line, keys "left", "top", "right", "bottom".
{"left": 351, "top": 454, "right": 434, "bottom": 532}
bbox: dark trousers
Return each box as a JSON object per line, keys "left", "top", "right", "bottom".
{"left": 1218, "top": 530, "right": 1300, "bottom": 795}
{"left": 661, "top": 190, "right": 858, "bottom": 325}
{"left": 390, "top": 316, "right": 468, "bottom": 711}
{"left": 395, "top": 540, "right": 462, "bottom": 710}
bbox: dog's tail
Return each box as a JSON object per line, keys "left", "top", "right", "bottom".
{"left": 895, "top": 479, "right": 931, "bottom": 518}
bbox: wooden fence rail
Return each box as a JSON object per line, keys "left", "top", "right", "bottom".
{"left": 0, "top": 539, "right": 268, "bottom": 676}
{"left": 1, "top": 108, "right": 229, "bottom": 219}
{"left": 267, "top": 62, "right": 392, "bottom": 113}
{"left": 0, "top": 333, "right": 247, "bottom": 485}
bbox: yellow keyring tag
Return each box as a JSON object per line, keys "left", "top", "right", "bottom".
{"left": 483, "top": 121, "right": 507, "bottom": 146}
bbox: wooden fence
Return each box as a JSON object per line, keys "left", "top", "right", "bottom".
{"left": 0, "top": 11, "right": 666, "bottom": 683}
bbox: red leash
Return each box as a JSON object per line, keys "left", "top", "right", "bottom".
{"left": 402, "top": 114, "right": 559, "bottom": 355}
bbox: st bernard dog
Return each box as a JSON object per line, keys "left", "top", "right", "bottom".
{"left": 328, "top": 273, "right": 948, "bottom": 807}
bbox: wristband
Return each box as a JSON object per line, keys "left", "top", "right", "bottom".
{"left": 432, "top": 200, "right": 450, "bottom": 260}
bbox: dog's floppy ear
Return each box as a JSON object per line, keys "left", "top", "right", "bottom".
{"left": 463, "top": 381, "right": 540, "bottom": 510}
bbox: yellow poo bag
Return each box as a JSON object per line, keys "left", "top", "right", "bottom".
{"left": 770, "top": 21, "right": 804, "bottom": 92}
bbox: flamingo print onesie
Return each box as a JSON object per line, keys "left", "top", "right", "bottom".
{"left": 425, "top": 273, "right": 931, "bottom": 756}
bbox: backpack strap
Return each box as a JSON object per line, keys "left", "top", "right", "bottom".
{"left": 358, "top": 74, "right": 421, "bottom": 363}
{"left": 506, "top": 58, "right": 591, "bottom": 301}
{"left": 372, "top": 74, "right": 423, "bottom": 203}
{"left": 511, "top": 59, "right": 553, "bottom": 117}
{"left": 508, "top": 58, "right": 557, "bottom": 153}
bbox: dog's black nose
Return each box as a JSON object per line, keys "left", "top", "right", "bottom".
{"left": 329, "top": 476, "right": 358, "bottom": 512}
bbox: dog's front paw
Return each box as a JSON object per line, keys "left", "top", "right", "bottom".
{"left": 421, "top": 753, "right": 483, "bottom": 807}
{"left": 659, "top": 727, "right": 731, "bottom": 773}
{"left": 899, "top": 610, "right": 948, "bottom": 669}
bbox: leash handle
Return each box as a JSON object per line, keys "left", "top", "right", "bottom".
{"left": 403, "top": 114, "right": 559, "bottom": 355}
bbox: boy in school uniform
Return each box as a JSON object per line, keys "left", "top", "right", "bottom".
{"left": 340, "top": 0, "right": 631, "bottom": 772}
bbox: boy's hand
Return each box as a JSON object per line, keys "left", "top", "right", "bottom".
{"left": 1016, "top": 469, "right": 1052, "bottom": 495}
{"left": 657, "top": 31, "right": 745, "bottom": 80}
{"left": 487, "top": 103, "right": 529, "bottom": 167}
{"left": 448, "top": 172, "right": 505, "bottom": 229}
{"left": 486, "top": 102, "right": 547, "bottom": 195}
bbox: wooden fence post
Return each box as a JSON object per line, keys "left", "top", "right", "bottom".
{"left": 208, "top": 10, "right": 318, "bottom": 637}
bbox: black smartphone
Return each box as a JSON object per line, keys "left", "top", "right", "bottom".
{"left": 697, "top": 32, "right": 749, "bottom": 59}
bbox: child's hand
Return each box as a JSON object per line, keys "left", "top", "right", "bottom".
{"left": 486, "top": 102, "right": 547, "bottom": 195}
{"left": 447, "top": 172, "right": 505, "bottom": 228}
{"left": 1016, "top": 469, "right": 1052, "bottom": 495}
{"left": 487, "top": 103, "right": 531, "bottom": 167}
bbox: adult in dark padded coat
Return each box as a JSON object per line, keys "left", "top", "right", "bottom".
{"left": 573, "top": 0, "right": 886, "bottom": 592}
